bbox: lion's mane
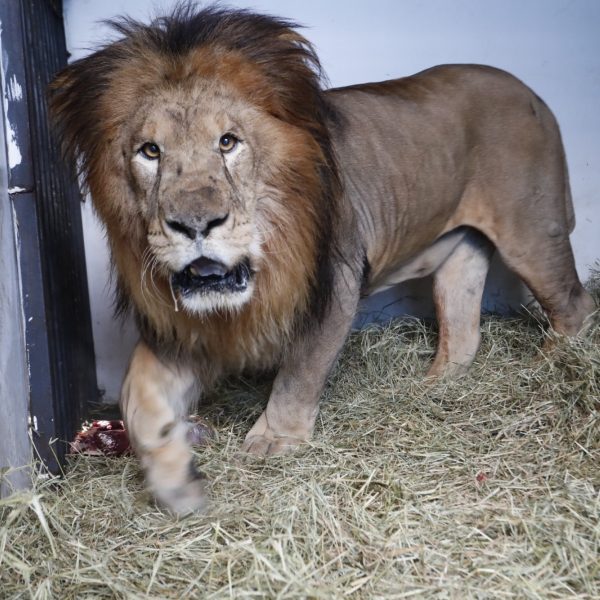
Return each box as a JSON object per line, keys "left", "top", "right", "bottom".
{"left": 49, "top": 5, "right": 345, "bottom": 381}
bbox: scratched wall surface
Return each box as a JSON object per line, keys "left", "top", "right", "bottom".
{"left": 63, "top": 0, "right": 600, "bottom": 403}
{"left": 0, "top": 39, "right": 30, "bottom": 493}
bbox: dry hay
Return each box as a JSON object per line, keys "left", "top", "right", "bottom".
{"left": 1, "top": 278, "right": 599, "bottom": 599}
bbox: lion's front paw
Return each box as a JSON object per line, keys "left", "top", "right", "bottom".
{"left": 241, "top": 433, "right": 303, "bottom": 456}
{"left": 154, "top": 477, "right": 208, "bottom": 516}
{"left": 147, "top": 461, "right": 209, "bottom": 516}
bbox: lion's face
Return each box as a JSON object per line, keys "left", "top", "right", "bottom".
{"left": 127, "top": 84, "right": 272, "bottom": 314}
{"left": 50, "top": 13, "right": 337, "bottom": 335}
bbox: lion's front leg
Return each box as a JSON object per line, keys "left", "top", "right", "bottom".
{"left": 120, "top": 342, "right": 206, "bottom": 515}
{"left": 242, "top": 268, "right": 361, "bottom": 456}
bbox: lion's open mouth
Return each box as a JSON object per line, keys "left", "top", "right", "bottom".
{"left": 171, "top": 256, "right": 253, "bottom": 296}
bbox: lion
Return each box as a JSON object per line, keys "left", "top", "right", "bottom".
{"left": 49, "top": 6, "right": 595, "bottom": 514}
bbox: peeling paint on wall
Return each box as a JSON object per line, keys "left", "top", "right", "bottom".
{"left": 7, "top": 74, "right": 22, "bottom": 101}
{"left": 3, "top": 106, "right": 22, "bottom": 169}
{"left": 0, "top": 22, "right": 22, "bottom": 170}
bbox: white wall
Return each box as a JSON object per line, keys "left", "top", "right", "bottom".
{"left": 64, "top": 0, "right": 600, "bottom": 402}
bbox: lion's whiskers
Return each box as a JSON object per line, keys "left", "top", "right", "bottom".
{"left": 140, "top": 247, "right": 172, "bottom": 311}
{"left": 139, "top": 248, "right": 154, "bottom": 308}
{"left": 148, "top": 256, "right": 172, "bottom": 309}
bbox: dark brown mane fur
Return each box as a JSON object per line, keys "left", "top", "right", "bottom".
{"left": 49, "top": 4, "right": 344, "bottom": 375}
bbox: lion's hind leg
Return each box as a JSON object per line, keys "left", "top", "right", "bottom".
{"left": 489, "top": 216, "right": 595, "bottom": 337}
{"left": 121, "top": 342, "right": 207, "bottom": 515}
{"left": 470, "top": 101, "right": 596, "bottom": 336}
{"left": 428, "top": 230, "right": 494, "bottom": 378}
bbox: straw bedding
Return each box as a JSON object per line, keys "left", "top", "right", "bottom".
{"left": 1, "top": 276, "right": 598, "bottom": 599}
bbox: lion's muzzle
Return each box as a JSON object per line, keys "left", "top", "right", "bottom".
{"left": 172, "top": 256, "right": 253, "bottom": 297}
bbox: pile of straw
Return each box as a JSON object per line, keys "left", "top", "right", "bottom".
{"left": 1, "top": 279, "right": 598, "bottom": 598}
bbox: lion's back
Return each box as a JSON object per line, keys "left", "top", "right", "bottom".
{"left": 326, "top": 64, "right": 573, "bottom": 274}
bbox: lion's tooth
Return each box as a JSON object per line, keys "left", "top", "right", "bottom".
{"left": 189, "top": 265, "right": 199, "bottom": 277}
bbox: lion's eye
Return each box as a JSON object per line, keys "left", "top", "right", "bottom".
{"left": 139, "top": 142, "right": 161, "bottom": 160}
{"left": 219, "top": 133, "right": 238, "bottom": 153}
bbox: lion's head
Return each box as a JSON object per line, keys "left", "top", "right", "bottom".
{"left": 50, "top": 5, "right": 340, "bottom": 358}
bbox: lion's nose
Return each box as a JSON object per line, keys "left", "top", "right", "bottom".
{"left": 165, "top": 213, "right": 229, "bottom": 240}
{"left": 165, "top": 219, "right": 196, "bottom": 240}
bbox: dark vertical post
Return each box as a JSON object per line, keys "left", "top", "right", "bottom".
{"left": 0, "top": 0, "right": 98, "bottom": 472}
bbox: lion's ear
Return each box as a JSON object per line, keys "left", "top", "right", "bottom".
{"left": 244, "top": 27, "right": 327, "bottom": 134}
{"left": 48, "top": 66, "right": 81, "bottom": 162}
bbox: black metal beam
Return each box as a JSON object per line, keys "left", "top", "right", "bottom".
{"left": 1, "top": 0, "right": 99, "bottom": 471}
